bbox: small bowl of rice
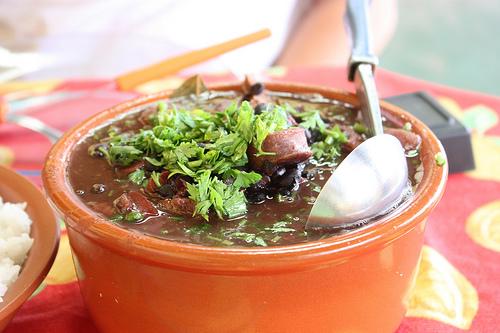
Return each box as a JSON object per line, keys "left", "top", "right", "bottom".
{"left": 0, "top": 165, "right": 59, "bottom": 331}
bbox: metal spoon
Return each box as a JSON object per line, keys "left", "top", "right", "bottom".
{"left": 5, "top": 113, "right": 62, "bottom": 143}
{"left": 306, "top": 0, "right": 408, "bottom": 230}
{"left": 0, "top": 97, "right": 62, "bottom": 143}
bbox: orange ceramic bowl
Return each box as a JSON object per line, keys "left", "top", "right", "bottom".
{"left": 42, "top": 82, "right": 447, "bottom": 333}
{"left": 0, "top": 166, "right": 59, "bottom": 332}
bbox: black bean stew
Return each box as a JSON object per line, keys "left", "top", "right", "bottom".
{"left": 68, "top": 84, "right": 423, "bottom": 247}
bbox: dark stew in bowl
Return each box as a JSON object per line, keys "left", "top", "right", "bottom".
{"left": 68, "top": 81, "right": 423, "bottom": 247}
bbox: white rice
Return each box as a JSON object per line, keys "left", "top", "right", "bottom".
{"left": 0, "top": 197, "right": 34, "bottom": 302}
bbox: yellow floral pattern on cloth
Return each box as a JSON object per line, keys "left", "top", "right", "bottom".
{"left": 44, "top": 232, "right": 78, "bottom": 285}
{"left": 439, "top": 97, "right": 500, "bottom": 254}
{"left": 0, "top": 145, "right": 14, "bottom": 166}
{"left": 35, "top": 224, "right": 77, "bottom": 294}
{"left": 403, "top": 96, "right": 497, "bottom": 329}
{"left": 405, "top": 246, "right": 479, "bottom": 330}
{"left": 29, "top": 226, "right": 78, "bottom": 299}
{"left": 466, "top": 200, "right": 500, "bottom": 253}
{"left": 438, "top": 97, "right": 500, "bottom": 182}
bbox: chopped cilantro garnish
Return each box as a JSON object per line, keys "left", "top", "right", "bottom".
{"left": 125, "top": 211, "right": 143, "bottom": 222}
{"left": 205, "top": 235, "right": 234, "bottom": 246}
{"left": 108, "top": 145, "right": 142, "bottom": 166}
{"left": 225, "top": 232, "right": 268, "bottom": 246}
{"left": 186, "top": 171, "right": 248, "bottom": 220}
{"left": 296, "top": 110, "right": 326, "bottom": 132}
{"left": 435, "top": 152, "right": 446, "bottom": 166}
{"left": 252, "top": 104, "right": 290, "bottom": 155}
{"left": 253, "top": 237, "right": 268, "bottom": 247}
{"left": 97, "top": 101, "right": 277, "bottom": 220}
{"left": 226, "top": 232, "right": 255, "bottom": 243}
{"left": 124, "top": 119, "right": 136, "bottom": 127}
{"left": 185, "top": 222, "right": 211, "bottom": 234}
{"left": 271, "top": 235, "right": 282, "bottom": 243}
{"left": 304, "top": 196, "right": 316, "bottom": 204}
{"left": 310, "top": 125, "right": 347, "bottom": 162}
{"left": 225, "top": 169, "right": 262, "bottom": 188}
{"left": 94, "top": 99, "right": 345, "bottom": 221}
{"left": 286, "top": 104, "right": 347, "bottom": 163}
{"left": 157, "top": 101, "right": 167, "bottom": 113}
{"left": 311, "top": 184, "right": 322, "bottom": 193}
{"left": 128, "top": 168, "right": 145, "bottom": 185}
{"left": 265, "top": 221, "right": 296, "bottom": 233}
{"left": 150, "top": 171, "right": 162, "bottom": 187}
{"left": 285, "top": 105, "right": 325, "bottom": 131}
{"left": 406, "top": 149, "right": 419, "bottom": 158}
{"left": 276, "top": 194, "right": 287, "bottom": 202}
{"left": 353, "top": 122, "right": 367, "bottom": 134}
{"left": 110, "top": 214, "right": 124, "bottom": 222}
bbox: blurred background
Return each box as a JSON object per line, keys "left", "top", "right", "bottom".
{"left": 382, "top": 0, "right": 498, "bottom": 95}
{"left": 0, "top": 0, "right": 497, "bottom": 95}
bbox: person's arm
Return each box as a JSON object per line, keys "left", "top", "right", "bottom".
{"left": 277, "top": 0, "right": 398, "bottom": 67}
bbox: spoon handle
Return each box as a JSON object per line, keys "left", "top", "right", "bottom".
{"left": 346, "top": 0, "right": 378, "bottom": 81}
{"left": 346, "top": 0, "right": 384, "bottom": 136}
{"left": 353, "top": 64, "right": 384, "bottom": 136}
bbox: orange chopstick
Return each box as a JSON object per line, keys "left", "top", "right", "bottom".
{"left": 115, "top": 28, "right": 271, "bottom": 91}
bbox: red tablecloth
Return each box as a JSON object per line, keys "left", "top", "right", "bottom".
{"left": 0, "top": 67, "right": 499, "bottom": 332}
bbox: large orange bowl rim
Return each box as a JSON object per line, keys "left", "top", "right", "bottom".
{"left": 42, "top": 82, "right": 447, "bottom": 273}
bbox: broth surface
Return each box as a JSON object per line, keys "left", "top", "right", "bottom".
{"left": 69, "top": 90, "right": 422, "bottom": 247}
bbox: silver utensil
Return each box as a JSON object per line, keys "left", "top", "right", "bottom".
{"left": 5, "top": 113, "right": 62, "bottom": 143}
{"left": 306, "top": 0, "right": 408, "bottom": 229}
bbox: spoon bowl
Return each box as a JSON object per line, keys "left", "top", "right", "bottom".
{"left": 307, "top": 134, "right": 408, "bottom": 229}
